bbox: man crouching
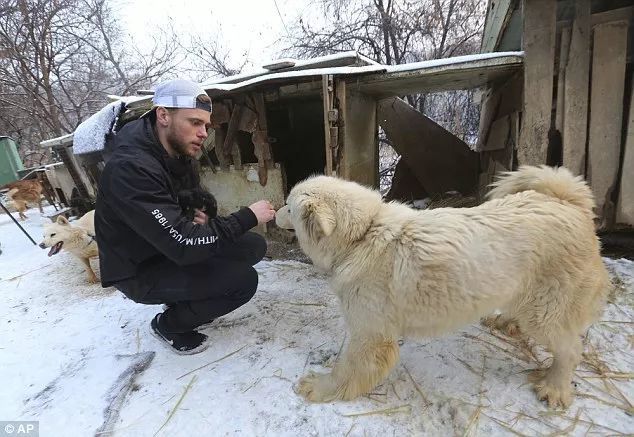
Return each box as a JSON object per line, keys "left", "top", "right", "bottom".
{"left": 95, "top": 79, "right": 275, "bottom": 354}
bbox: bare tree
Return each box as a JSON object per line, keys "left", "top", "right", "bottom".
{"left": 284, "top": 0, "right": 485, "bottom": 189}
{"left": 0, "top": 0, "right": 180, "bottom": 166}
{"left": 288, "top": 0, "right": 483, "bottom": 65}
{"left": 70, "top": 0, "right": 183, "bottom": 95}
{"left": 180, "top": 34, "right": 248, "bottom": 81}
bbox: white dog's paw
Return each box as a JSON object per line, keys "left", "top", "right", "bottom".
{"left": 533, "top": 379, "right": 573, "bottom": 409}
{"left": 295, "top": 371, "right": 339, "bottom": 402}
{"left": 529, "top": 370, "right": 573, "bottom": 409}
{"left": 87, "top": 274, "right": 98, "bottom": 284}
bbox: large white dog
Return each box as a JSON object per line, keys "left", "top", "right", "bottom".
{"left": 275, "top": 165, "right": 608, "bottom": 409}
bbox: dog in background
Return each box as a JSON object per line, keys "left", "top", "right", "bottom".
{"left": 2, "top": 179, "right": 44, "bottom": 220}
{"left": 275, "top": 165, "right": 608, "bottom": 409}
{"left": 39, "top": 210, "right": 99, "bottom": 283}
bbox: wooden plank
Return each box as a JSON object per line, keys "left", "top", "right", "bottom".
{"left": 558, "top": 6, "right": 634, "bottom": 29}
{"left": 555, "top": 27, "right": 571, "bottom": 133}
{"left": 476, "top": 86, "right": 501, "bottom": 152}
{"left": 482, "top": 115, "right": 511, "bottom": 152}
{"left": 214, "top": 127, "right": 230, "bottom": 170}
{"left": 251, "top": 93, "right": 274, "bottom": 186}
{"left": 481, "top": 0, "right": 514, "bottom": 53}
{"left": 616, "top": 72, "right": 634, "bottom": 226}
{"left": 378, "top": 97, "right": 478, "bottom": 195}
{"left": 222, "top": 103, "right": 243, "bottom": 155}
{"left": 587, "top": 20, "right": 628, "bottom": 225}
{"left": 322, "top": 75, "right": 334, "bottom": 175}
{"left": 476, "top": 73, "right": 523, "bottom": 152}
{"left": 354, "top": 54, "right": 523, "bottom": 97}
{"left": 562, "top": 0, "right": 591, "bottom": 176}
{"left": 341, "top": 91, "right": 378, "bottom": 187}
{"left": 334, "top": 79, "right": 346, "bottom": 174}
{"left": 518, "top": 0, "right": 556, "bottom": 166}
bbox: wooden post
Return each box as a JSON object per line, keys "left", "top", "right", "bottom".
{"left": 214, "top": 127, "right": 230, "bottom": 170}
{"left": 223, "top": 103, "right": 243, "bottom": 156}
{"left": 341, "top": 91, "right": 378, "bottom": 187}
{"left": 251, "top": 92, "right": 274, "bottom": 186}
{"left": 518, "top": 0, "right": 556, "bottom": 166}
{"left": 555, "top": 27, "right": 571, "bottom": 134}
{"left": 617, "top": 72, "right": 634, "bottom": 226}
{"left": 334, "top": 79, "right": 347, "bottom": 175}
{"left": 587, "top": 20, "right": 628, "bottom": 225}
{"left": 562, "top": 0, "right": 591, "bottom": 176}
{"left": 322, "top": 75, "right": 334, "bottom": 175}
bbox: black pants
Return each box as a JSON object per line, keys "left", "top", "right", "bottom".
{"left": 115, "top": 232, "right": 267, "bottom": 332}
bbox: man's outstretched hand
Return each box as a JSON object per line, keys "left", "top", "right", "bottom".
{"left": 249, "top": 200, "right": 276, "bottom": 224}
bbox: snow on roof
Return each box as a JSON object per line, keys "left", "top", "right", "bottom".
{"left": 205, "top": 50, "right": 381, "bottom": 85}
{"left": 39, "top": 51, "right": 523, "bottom": 145}
{"left": 382, "top": 51, "right": 523, "bottom": 73}
{"left": 39, "top": 133, "right": 74, "bottom": 148}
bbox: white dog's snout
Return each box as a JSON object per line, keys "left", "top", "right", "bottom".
{"left": 275, "top": 205, "right": 294, "bottom": 230}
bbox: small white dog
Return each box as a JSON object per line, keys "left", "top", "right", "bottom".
{"left": 40, "top": 210, "right": 99, "bottom": 283}
{"left": 276, "top": 166, "right": 608, "bottom": 408}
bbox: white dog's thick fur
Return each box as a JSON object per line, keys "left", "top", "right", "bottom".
{"left": 40, "top": 211, "right": 99, "bottom": 283}
{"left": 275, "top": 165, "right": 608, "bottom": 408}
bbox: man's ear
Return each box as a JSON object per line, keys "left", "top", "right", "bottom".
{"left": 56, "top": 215, "right": 69, "bottom": 225}
{"left": 155, "top": 106, "right": 170, "bottom": 127}
{"left": 302, "top": 198, "right": 335, "bottom": 240}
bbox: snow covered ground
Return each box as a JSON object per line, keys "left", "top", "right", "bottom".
{"left": 1, "top": 206, "right": 633, "bottom": 436}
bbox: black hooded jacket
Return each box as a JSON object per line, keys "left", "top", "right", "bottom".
{"left": 95, "top": 117, "right": 257, "bottom": 288}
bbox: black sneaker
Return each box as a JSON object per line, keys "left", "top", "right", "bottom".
{"left": 150, "top": 313, "right": 209, "bottom": 355}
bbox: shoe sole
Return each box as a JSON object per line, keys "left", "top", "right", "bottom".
{"left": 149, "top": 323, "right": 210, "bottom": 356}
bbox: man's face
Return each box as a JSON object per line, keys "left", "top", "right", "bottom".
{"left": 164, "top": 108, "right": 211, "bottom": 158}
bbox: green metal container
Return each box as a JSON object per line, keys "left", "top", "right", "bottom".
{"left": 0, "top": 136, "right": 25, "bottom": 185}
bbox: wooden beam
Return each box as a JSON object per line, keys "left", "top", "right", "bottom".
{"left": 334, "top": 79, "right": 347, "bottom": 174}
{"left": 341, "top": 91, "right": 377, "bottom": 187}
{"left": 252, "top": 93, "right": 274, "bottom": 186}
{"left": 476, "top": 73, "right": 523, "bottom": 152}
{"left": 482, "top": 115, "right": 511, "bottom": 152}
{"left": 617, "top": 72, "right": 634, "bottom": 226}
{"left": 562, "top": 0, "right": 591, "bottom": 176}
{"left": 555, "top": 27, "right": 571, "bottom": 133}
{"left": 557, "top": 6, "right": 634, "bottom": 30}
{"left": 354, "top": 54, "right": 523, "bottom": 98}
{"left": 214, "top": 127, "right": 230, "bottom": 170}
{"left": 481, "top": 0, "right": 514, "bottom": 53}
{"left": 588, "top": 20, "right": 628, "bottom": 226}
{"left": 378, "top": 97, "right": 478, "bottom": 195}
{"left": 222, "top": 103, "right": 243, "bottom": 155}
{"left": 518, "top": 0, "right": 556, "bottom": 166}
{"left": 322, "top": 75, "right": 334, "bottom": 175}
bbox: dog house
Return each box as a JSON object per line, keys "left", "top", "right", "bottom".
{"left": 39, "top": 133, "right": 97, "bottom": 213}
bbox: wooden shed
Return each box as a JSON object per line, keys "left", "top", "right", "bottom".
{"left": 478, "top": 0, "right": 633, "bottom": 230}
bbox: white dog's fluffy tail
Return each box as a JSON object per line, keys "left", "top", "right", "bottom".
{"left": 487, "top": 165, "right": 595, "bottom": 212}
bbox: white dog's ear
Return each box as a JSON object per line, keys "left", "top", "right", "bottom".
{"left": 303, "top": 198, "right": 335, "bottom": 239}
{"left": 56, "top": 216, "right": 69, "bottom": 225}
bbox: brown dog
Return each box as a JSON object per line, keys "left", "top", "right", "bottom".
{"left": 2, "top": 180, "right": 44, "bottom": 220}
